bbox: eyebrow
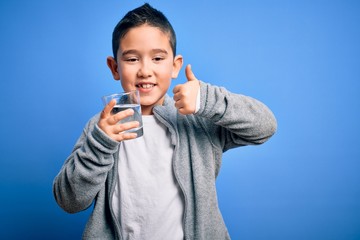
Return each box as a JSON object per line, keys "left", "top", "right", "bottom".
{"left": 121, "top": 48, "right": 169, "bottom": 56}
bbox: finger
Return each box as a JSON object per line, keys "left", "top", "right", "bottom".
{"left": 115, "top": 121, "right": 140, "bottom": 134}
{"left": 185, "top": 64, "right": 197, "bottom": 82}
{"left": 174, "top": 100, "right": 184, "bottom": 110}
{"left": 172, "top": 84, "right": 181, "bottom": 94}
{"left": 101, "top": 99, "right": 116, "bottom": 118}
{"left": 108, "top": 108, "right": 134, "bottom": 125}
{"left": 177, "top": 108, "right": 186, "bottom": 115}
{"left": 173, "top": 90, "right": 186, "bottom": 103}
{"left": 173, "top": 92, "right": 182, "bottom": 102}
{"left": 121, "top": 132, "right": 138, "bottom": 140}
{"left": 113, "top": 121, "right": 140, "bottom": 142}
{"left": 112, "top": 131, "right": 138, "bottom": 142}
{"left": 116, "top": 132, "right": 138, "bottom": 141}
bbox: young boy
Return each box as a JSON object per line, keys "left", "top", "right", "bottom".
{"left": 53, "top": 3, "right": 277, "bottom": 240}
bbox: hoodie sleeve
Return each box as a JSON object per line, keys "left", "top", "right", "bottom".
{"left": 195, "top": 81, "right": 277, "bottom": 151}
{"left": 52, "top": 114, "right": 119, "bottom": 213}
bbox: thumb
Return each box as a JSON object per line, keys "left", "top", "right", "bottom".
{"left": 185, "top": 64, "right": 197, "bottom": 82}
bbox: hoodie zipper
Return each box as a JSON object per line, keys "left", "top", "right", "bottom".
{"left": 154, "top": 108, "right": 188, "bottom": 240}
{"left": 109, "top": 150, "right": 123, "bottom": 240}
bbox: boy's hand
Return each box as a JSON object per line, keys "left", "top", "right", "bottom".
{"left": 173, "top": 64, "right": 200, "bottom": 115}
{"left": 97, "top": 99, "right": 139, "bottom": 142}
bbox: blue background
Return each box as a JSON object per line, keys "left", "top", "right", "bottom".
{"left": 1, "top": 0, "right": 359, "bottom": 239}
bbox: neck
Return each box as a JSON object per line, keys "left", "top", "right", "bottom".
{"left": 141, "top": 105, "right": 154, "bottom": 115}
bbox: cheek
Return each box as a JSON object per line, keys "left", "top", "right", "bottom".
{"left": 118, "top": 64, "right": 129, "bottom": 79}
{"left": 119, "top": 73, "right": 136, "bottom": 91}
{"left": 119, "top": 66, "right": 135, "bottom": 83}
{"left": 159, "top": 62, "right": 175, "bottom": 78}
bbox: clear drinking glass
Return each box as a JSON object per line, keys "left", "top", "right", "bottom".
{"left": 102, "top": 90, "right": 143, "bottom": 137}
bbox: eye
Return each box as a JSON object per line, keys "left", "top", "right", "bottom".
{"left": 153, "top": 56, "right": 164, "bottom": 62}
{"left": 125, "top": 57, "right": 139, "bottom": 62}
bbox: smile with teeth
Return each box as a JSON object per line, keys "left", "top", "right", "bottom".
{"left": 137, "top": 83, "right": 155, "bottom": 89}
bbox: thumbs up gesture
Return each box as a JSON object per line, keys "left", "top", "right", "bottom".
{"left": 173, "top": 64, "right": 200, "bottom": 115}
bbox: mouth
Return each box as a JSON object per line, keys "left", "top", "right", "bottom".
{"left": 136, "top": 83, "right": 156, "bottom": 89}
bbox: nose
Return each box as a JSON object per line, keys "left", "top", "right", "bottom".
{"left": 137, "top": 60, "right": 152, "bottom": 78}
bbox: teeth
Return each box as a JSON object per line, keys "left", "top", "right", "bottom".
{"left": 139, "top": 84, "right": 154, "bottom": 89}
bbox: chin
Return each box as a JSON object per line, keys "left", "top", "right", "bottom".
{"left": 141, "top": 95, "right": 164, "bottom": 106}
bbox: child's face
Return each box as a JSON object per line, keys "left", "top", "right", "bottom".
{"left": 107, "top": 24, "right": 183, "bottom": 115}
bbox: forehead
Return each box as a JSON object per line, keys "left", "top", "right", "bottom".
{"left": 119, "top": 24, "right": 172, "bottom": 52}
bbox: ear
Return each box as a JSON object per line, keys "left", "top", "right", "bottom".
{"left": 107, "top": 56, "right": 121, "bottom": 80}
{"left": 171, "top": 55, "right": 183, "bottom": 79}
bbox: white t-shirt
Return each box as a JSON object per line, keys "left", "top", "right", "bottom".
{"left": 112, "top": 115, "right": 184, "bottom": 240}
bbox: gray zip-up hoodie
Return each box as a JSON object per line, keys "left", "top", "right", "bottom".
{"left": 53, "top": 82, "right": 277, "bottom": 239}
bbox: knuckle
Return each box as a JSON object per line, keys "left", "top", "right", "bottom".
{"left": 119, "top": 109, "right": 133, "bottom": 118}
{"left": 117, "top": 124, "right": 126, "bottom": 132}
